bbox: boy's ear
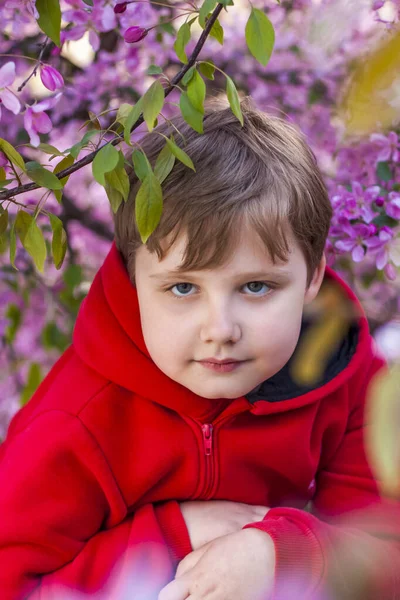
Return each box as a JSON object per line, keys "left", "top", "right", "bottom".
{"left": 304, "top": 253, "right": 326, "bottom": 305}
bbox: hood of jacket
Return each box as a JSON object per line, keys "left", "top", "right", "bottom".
{"left": 73, "top": 242, "right": 371, "bottom": 418}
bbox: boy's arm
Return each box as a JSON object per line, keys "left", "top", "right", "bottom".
{"left": 243, "top": 353, "right": 400, "bottom": 599}
{"left": 0, "top": 410, "right": 191, "bottom": 600}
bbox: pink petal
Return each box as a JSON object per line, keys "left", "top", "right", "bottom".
{"left": 384, "top": 263, "right": 397, "bottom": 281}
{"left": 89, "top": 30, "right": 100, "bottom": 51}
{"left": 370, "top": 133, "right": 387, "bottom": 144}
{"left": 376, "top": 248, "right": 388, "bottom": 270}
{"left": 0, "top": 61, "right": 16, "bottom": 88}
{"left": 335, "top": 239, "right": 355, "bottom": 252}
{"left": 352, "top": 245, "right": 365, "bottom": 262}
{"left": 33, "top": 92, "right": 62, "bottom": 112}
{"left": 32, "top": 111, "right": 52, "bottom": 134}
{"left": 0, "top": 89, "right": 20, "bottom": 115}
{"left": 24, "top": 108, "right": 40, "bottom": 147}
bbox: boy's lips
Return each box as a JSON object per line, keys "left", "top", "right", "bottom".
{"left": 198, "top": 357, "right": 243, "bottom": 364}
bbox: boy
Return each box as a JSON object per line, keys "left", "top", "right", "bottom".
{"left": 1, "top": 96, "right": 399, "bottom": 600}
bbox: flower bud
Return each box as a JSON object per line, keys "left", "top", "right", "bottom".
{"left": 375, "top": 196, "right": 385, "bottom": 207}
{"left": 114, "top": 2, "right": 127, "bottom": 13}
{"left": 124, "top": 26, "right": 148, "bottom": 43}
{"left": 40, "top": 65, "right": 64, "bottom": 92}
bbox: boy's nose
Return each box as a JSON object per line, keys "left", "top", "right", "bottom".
{"left": 199, "top": 306, "right": 241, "bottom": 344}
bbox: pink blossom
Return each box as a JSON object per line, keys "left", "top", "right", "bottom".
{"left": 40, "top": 65, "right": 64, "bottom": 92}
{"left": 365, "top": 227, "right": 400, "bottom": 274}
{"left": 370, "top": 131, "right": 400, "bottom": 162}
{"left": 0, "top": 61, "right": 20, "bottom": 119}
{"left": 386, "top": 192, "right": 400, "bottom": 220}
{"left": 335, "top": 223, "right": 373, "bottom": 263}
{"left": 23, "top": 93, "right": 61, "bottom": 147}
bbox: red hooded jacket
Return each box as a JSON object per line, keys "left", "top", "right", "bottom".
{"left": 0, "top": 242, "right": 399, "bottom": 599}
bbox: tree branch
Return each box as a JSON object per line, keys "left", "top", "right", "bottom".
{"left": 0, "top": 3, "right": 224, "bottom": 202}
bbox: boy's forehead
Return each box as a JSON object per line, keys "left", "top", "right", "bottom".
{"left": 141, "top": 229, "right": 297, "bottom": 281}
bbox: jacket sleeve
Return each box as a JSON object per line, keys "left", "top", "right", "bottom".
{"left": 0, "top": 410, "right": 191, "bottom": 600}
{"left": 243, "top": 354, "right": 400, "bottom": 599}
{"left": 27, "top": 502, "right": 192, "bottom": 600}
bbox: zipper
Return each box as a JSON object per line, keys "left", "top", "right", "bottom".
{"left": 201, "top": 423, "right": 214, "bottom": 498}
{"left": 182, "top": 401, "right": 249, "bottom": 499}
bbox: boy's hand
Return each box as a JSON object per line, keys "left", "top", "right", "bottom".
{"left": 158, "top": 529, "right": 275, "bottom": 600}
{"left": 179, "top": 500, "right": 269, "bottom": 550}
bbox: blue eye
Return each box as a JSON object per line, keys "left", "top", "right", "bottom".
{"left": 166, "top": 281, "right": 272, "bottom": 299}
{"left": 244, "top": 282, "right": 269, "bottom": 294}
{"left": 170, "top": 283, "right": 195, "bottom": 297}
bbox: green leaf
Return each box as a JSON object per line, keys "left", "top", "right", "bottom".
{"left": 377, "top": 161, "right": 392, "bottom": 182}
{"left": 15, "top": 211, "right": 47, "bottom": 272}
{"left": 42, "top": 321, "right": 70, "bottom": 352}
{"left": 82, "top": 0, "right": 94, "bottom": 6}
{"left": 105, "top": 184, "right": 123, "bottom": 214}
{"left": 38, "top": 143, "right": 64, "bottom": 157}
{"left": 5, "top": 303, "right": 21, "bottom": 344}
{"left": 26, "top": 160, "right": 63, "bottom": 190}
{"left": 245, "top": 7, "right": 275, "bottom": 67}
{"left": 180, "top": 92, "right": 204, "bottom": 133}
{"left": 63, "top": 263, "right": 82, "bottom": 289}
{"left": 182, "top": 66, "right": 196, "bottom": 86}
{"left": 147, "top": 64, "right": 163, "bottom": 75}
{"left": 132, "top": 149, "right": 152, "bottom": 182}
{"left": 48, "top": 213, "right": 67, "bottom": 269}
{"left": 67, "top": 130, "right": 99, "bottom": 159}
{"left": 20, "top": 363, "right": 43, "bottom": 406}
{"left": 165, "top": 137, "right": 195, "bottom": 171}
{"left": 20, "top": 213, "right": 47, "bottom": 272}
{"left": 10, "top": 221, "right": 17, "bottom": 270}
{"left": 0, "top": 209, "right": 9, "bottom": 235}
{"left": 124, "top": 98, "right": 143, "bottom": 145}
{"left": 154, "top": 143, "right": 176, "bottom": 184}
{"left": 226, "top": 75, "right": 243, "bottom": 126}
{"left": 143, "top": 80, "right": 165, "bottom": 132}
{"left": 209, "top": 18, "right": 224, "bottom": 45}
{"left": 199, "top": 0, "right": 217, "bottom": 28}
{"left": 36, "top": 0, "right": 61, "bottom": 46}
{"left": 0, "top": 138, "right": 26, "bottom": 172}
{"left": 187, "top": 70, "right": 206, "bottom": 114}
{"left": 0, "top": 167, "right": 5, "bottom": 182}
{"left": 199, "top": 61, "right": 215, "bottom": 80}
{"left": 116, "top": 103, "right": 134, "bottom": 128}
{"left": 53, "top": 154, "right": 74, "bottom": 203}
{"left": 135, "top": 172, "right": 163, "bottom": 243}
{"left": 92, "top": 143, "right": 119, "bottom": 186}
{"left": 105, "top": 167, "right": 130, "bottom": 201}
{"left": 174, "top": 21, "right": 191, "bottom": 63}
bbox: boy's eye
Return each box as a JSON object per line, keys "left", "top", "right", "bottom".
{"left": 166, "top": 281, "right": 272, "bottom": 299}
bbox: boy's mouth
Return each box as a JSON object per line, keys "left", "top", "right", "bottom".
{"left": 197, "top": 358, "right": 247, "bottom": 373}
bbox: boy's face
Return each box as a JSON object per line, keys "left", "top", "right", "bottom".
{"left": 134, "top": 225, "right": 326, "bottom": 400}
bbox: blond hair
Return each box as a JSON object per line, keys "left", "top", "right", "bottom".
{"left": 114, "top": 96, "right": 332, "bottom": 286}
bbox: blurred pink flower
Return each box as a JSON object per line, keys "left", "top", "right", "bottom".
{"left": 370, "top": 131, "right": 400, "bottom": 162}
{"left": 0, "top": 61, "right": 21, "bottom": 119}
{"left": 40, "top": 65, "right": 64, "bottom": 92}
{"left": 23, "top": 93, "right": 61, "bottom": 147}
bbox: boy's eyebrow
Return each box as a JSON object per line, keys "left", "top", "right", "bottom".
{"left": 149, "top": 269, "right": 292, "bottom": 281}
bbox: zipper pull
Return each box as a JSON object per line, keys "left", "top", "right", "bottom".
{"left": 202, "top": 423, "right": 213, "bottom": 456}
